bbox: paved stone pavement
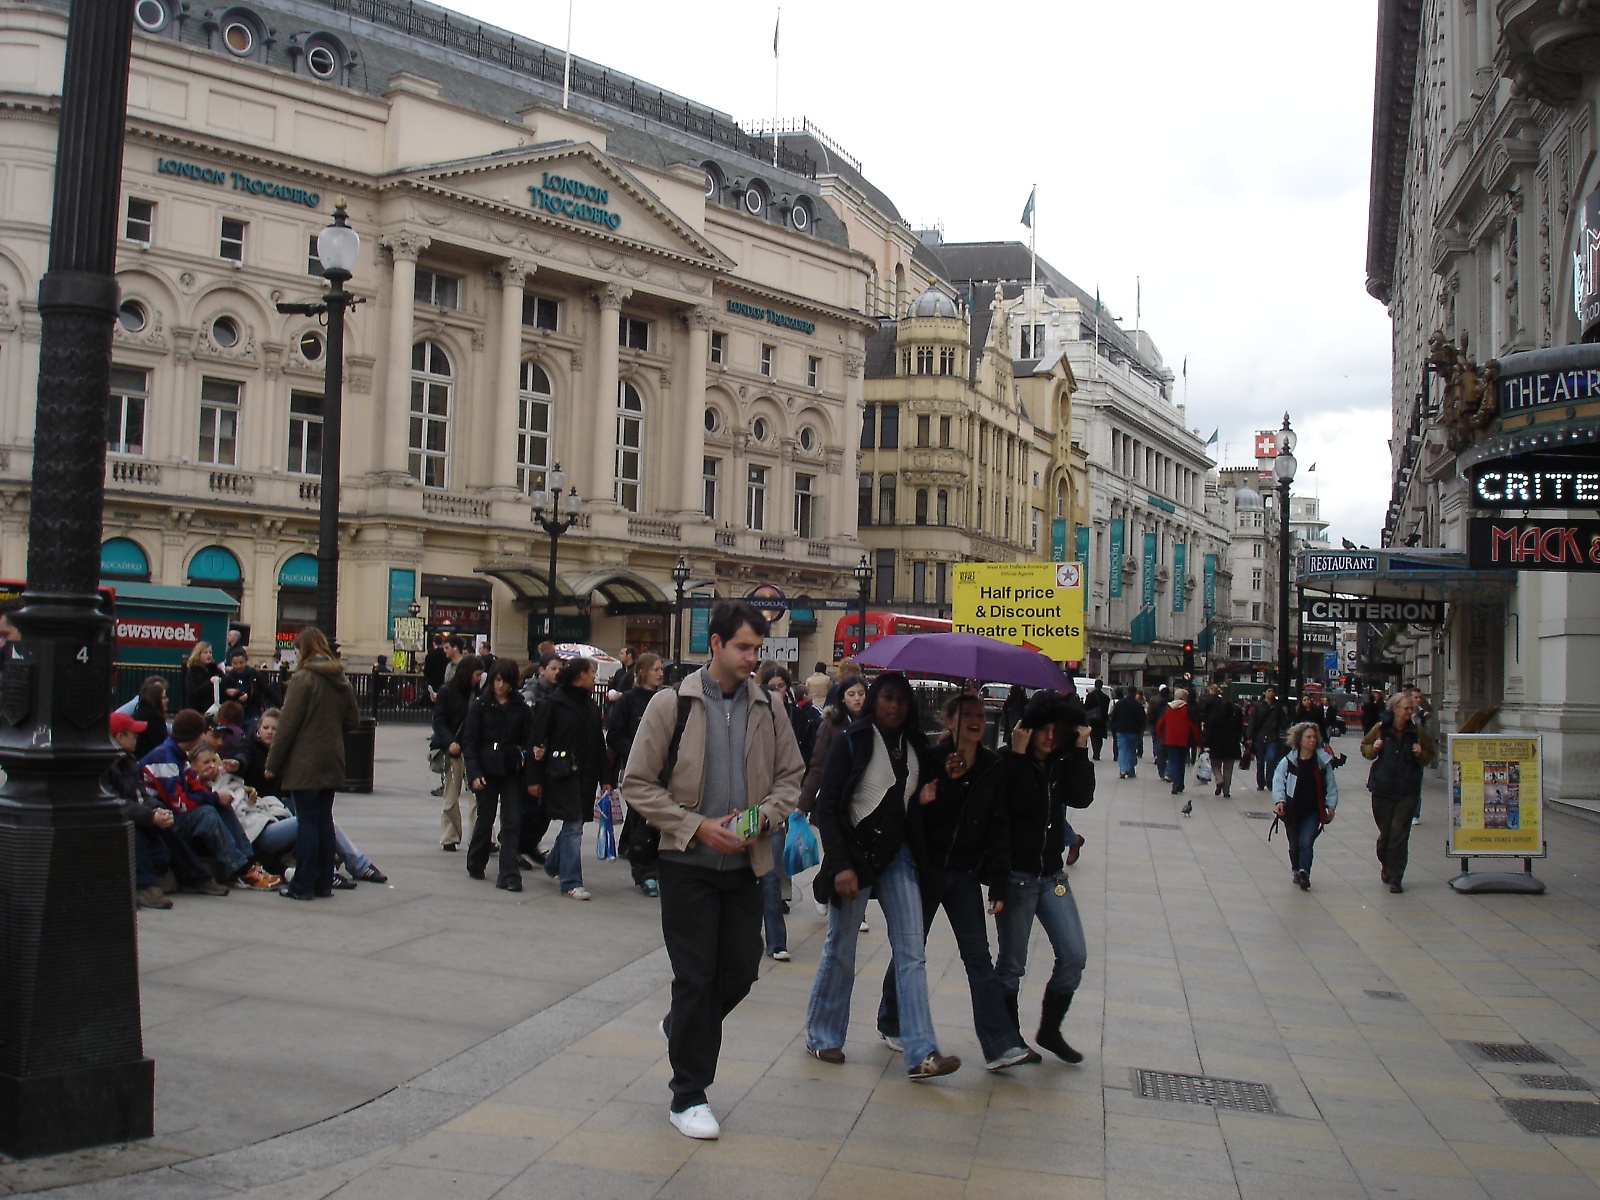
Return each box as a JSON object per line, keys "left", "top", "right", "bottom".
{"left": 4, "top": 728, "right": 1600, "bottom": 1199}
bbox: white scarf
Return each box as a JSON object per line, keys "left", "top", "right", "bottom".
{"left": 849, "top": 725, "right": 920, "bottom": 827}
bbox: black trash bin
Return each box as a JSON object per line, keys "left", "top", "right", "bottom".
{"left": 342, "top": 717, "right": 377, "bottom": 793}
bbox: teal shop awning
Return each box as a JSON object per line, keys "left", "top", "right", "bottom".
{"left": 1295, "top": 548, "right": 1509, "bottom": 602}
{"left": 101, "top": 537, "right": 149, "bottom": 579}
{"left": 188, "top": 545, "right": 242, "bottom": 582}
{"left": 279, "top": 553, "right": 318, "bottom": 588}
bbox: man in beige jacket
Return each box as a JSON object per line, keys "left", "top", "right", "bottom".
{"left": 623, "top": 600, "right": 804, "bottom": 1141}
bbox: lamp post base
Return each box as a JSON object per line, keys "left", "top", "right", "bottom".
{"left": 0, "top": 1058, "right": 154, "bottom": 1160}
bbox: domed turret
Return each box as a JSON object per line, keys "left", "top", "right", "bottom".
{"left": 909, "top": 288, "right": 959, "bottom": 319}
{"left": 1234, "top": 484, "right": 1263, "bottom": 508}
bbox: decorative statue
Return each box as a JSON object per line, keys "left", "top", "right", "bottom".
{"left": 1427, "top": 330, "right": 1498, "bottom": 451}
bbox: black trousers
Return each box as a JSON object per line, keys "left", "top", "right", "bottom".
{"left": 1371, "top": 792, "right": 1415, "bottom": 883}
{"left": 658, "top": 858, "right": 762, "bottom": 1112}
{"left": 467, "top": 775, "right": 523, "bottom": 886}
{"left": 519, "top": 794, "right": 548, "bottom": 856}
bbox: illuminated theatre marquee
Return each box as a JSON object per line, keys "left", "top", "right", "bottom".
{"left": 1471, "top": 465, "right": 1600, "bottom": 507}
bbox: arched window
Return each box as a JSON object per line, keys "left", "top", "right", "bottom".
{"left": 894, "top": 264, "right": 907, "bottom": 316}
{"left": 616, "top": 381, "right": 643, "bottom": 511}
{"left": 517, "top": 361, "right": 554, "bottom": 494}
{"left": 878, "top": 474, "right": 896, "bottom": 525}
{"left": 936, "top": 490, "right": 949, "bottom": 526}
{"left": 1055, "top": 479, "right": 1068, "bottom": 520}
{"left": 409, "top": 341, "right": 452, "bottom": 489}
{"left": 914, "top": 488, "right": 928, "bottom": 526}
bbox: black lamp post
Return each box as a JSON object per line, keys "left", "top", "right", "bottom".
{"left": 532, "top": 463, "right": 581, "bottom": 643}
{"left": 1273, "top": 413, "right": 1298, "bottom": 699}
{"left": 276, "top": 200, "right": 360, "bottom": 645}
{"left": 671, "top": 555, "right": 690, "bottom": 664}
{"left": 0, "top": 1, "right": 151, "bottom": 1158}
{"left": 406, "top": 599, "right": 422, "bottom": 671}
{"left": 853, "top": 553, "right": 872, "bottom": 656}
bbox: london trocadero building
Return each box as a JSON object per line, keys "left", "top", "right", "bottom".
{"left": 0, "top": 0, "right": 882, "bottom": 661}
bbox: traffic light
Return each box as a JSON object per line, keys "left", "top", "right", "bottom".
{"left": 1182, "top": 640, "right": 1195, "bottom": 675}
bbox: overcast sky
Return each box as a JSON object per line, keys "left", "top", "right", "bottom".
{"left": 446, "top": 0, "right": 1392, "bottom": 545}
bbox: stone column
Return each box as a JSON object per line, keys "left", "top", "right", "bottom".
{"left": 590, "top": 283, "right": 631, "bottom": 505}
{"left": 494, "top": 259, "right": 532, "bottom": 495}
{"left": 380, "top": 232, "right": 429, "bottom": 482}
{"left": 836, "top": 348, "right": 865, "bottom": 538}
{"left": 681, "top": 306, "right": 712, "bottom": 515}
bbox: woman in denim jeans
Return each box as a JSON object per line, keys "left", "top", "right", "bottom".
{"left": 995, "top": 694, "right": 1096, "bottom": 1064}
{"left": 805, "top": 672, "right": 961, "bottom": 1081}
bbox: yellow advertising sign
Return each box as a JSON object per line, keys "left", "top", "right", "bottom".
{"left": 951, "top": 562, "right": 1086, "bottom": 662}
{"left": 1448, "top": 734, "right": 1544, "bottom": 857}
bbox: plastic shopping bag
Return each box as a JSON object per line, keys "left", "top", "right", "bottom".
{"left": 783, "top": 811, "right": 821, "bottom": 876}
{"left": 1195, "top": 751, "right": 1213, "bottom": 783}
{"left": 595, "top": 788, "right": 617, "bottom": 860}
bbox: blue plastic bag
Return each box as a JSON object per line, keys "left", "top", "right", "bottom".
{"left": 783, "top": 812, "right": 820, "bottom": 876}
{"left": 595, "top": 788, "right": 617, "bottom": 860}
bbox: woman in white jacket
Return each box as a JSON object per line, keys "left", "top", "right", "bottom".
{"left": 1271, "top": 722, "right": 1338, "bottom": 891}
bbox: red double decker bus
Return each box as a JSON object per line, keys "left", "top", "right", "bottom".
{"left": 833, "top": 610, "right": 952, "bottom": 658}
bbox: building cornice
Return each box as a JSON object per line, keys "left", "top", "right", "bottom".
{"left": 1366, "top": 0, "right": 1427, "bottom": 305}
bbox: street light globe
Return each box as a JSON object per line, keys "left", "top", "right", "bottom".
{"left": 549, "top": 465, "right": 567, "bottom": 494}
{"left": 1279, "top": 427, "right": 1297, "bottom": 455}
{"left": 530, "top": 488, "right": 549, "bottom": 512}
{"left": 853, "top": 554, "right": 871, "bottom": 584}
{"left": 1273, "top": 449, "right": 1298, "bottom": 483}
{"left": 316, "top": 199, "right": 359, "bottom": 276}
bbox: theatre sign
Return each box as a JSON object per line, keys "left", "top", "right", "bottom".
{"left": 1302, "top": 597, "right": 1444, "bottom": 625}
{"left": 1468, "top": 518, "right": 1600, "bottom": 572}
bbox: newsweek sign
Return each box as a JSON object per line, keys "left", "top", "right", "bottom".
{"left": 115, "top": 617, "right": 202, "bottom": 647}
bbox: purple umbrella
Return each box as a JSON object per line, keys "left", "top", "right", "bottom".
{"left": 856, "top": 632, "right": 1074, "bottom": 690}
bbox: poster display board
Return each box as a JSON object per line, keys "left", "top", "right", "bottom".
{"left": 951, "top": 562, "right": 1085, "bottom": 662}
{"left": 1448, "top": 734, "right": 1544, "bottom": 858}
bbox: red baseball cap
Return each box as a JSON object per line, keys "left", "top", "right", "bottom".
{"left": 109, "top": 712, "right": 147, "bottom": 736}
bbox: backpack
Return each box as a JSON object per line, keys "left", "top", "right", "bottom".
{"left": 618, "top": 689, "right": 692, "bottom": 865}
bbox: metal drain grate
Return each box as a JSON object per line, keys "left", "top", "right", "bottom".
{"left": 1243, "top": 811, "right": 1274, "bottom": 819}
{"left": 1135, "top": 1069, "right": 1277, "bottom": 1114}
{"left": 1518, "top": 1075, "right": 1593, "bottom": 1091}
{"left": 1501, "top": 1099, "right": 1600, "bottom": 1136}
{"left": 1364, "top": 989, "right": 1406, "bottom": 1001}
{"left": 1120, "top": 820, "right": 1182, "bottom": 831}
{"left": 1475, "top": 1042, "right": 1557, "bottom": 1064}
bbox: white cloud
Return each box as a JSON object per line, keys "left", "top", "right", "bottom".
{"left": 443, "top": 0, "right": 1391, "bottom": 544}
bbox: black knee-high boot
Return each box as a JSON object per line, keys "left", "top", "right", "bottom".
{"left": 1036, "top": 989, "right": 1083, "bottom": 1064}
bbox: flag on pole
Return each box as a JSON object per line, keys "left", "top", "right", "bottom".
{"left": 1205, "top": 428, "right": 1219, "bottom": 447}
{"left": 773, "top": 9, "right": 780, "bottom": 55}
{"left": 1021, "top": 186, "right": 1035, "bottom": 229}
{"left": 1308, "top": 462, "right": 1317, "bottom": 472}
{"left": 1182, "top": 357, "right": 1187, "bottom": 380}
{"left": 1094, "top": 287, "right": 1101, "bottom": 314}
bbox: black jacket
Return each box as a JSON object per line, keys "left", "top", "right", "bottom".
{"left": 463, "top": 691, "right": 533, "bottom": 783}
{"left": 811, "top": 717, "right": 932, "bottom": 903}
{"left": 219, "top": 665, "right": 261, "bottom": 713}
{"left": 605, "top": 684, "right": 659, "bottom": 786}
{"left": 998, "top": 741, "right": 1094, "bottom": 878}
{"left": 102, "top": 752, "right": 160, "bottom": 826}
{"left": 184, "top": 663, "right": 221, "bottom": 712}
{"left": 922, "top": 736, "right": 1009, "bottom": 901}
{"left": 1108, "top": 695, "right": 1145, "bottom": 735}
{"left": 131, "top": 700, "right": 167, "bottom": 761}
{"left": 1147, "top": 694, "right": 1168, "bottom": 732}
{"left": 431, "top": 685, "right": 473, "bottom": 753}
{"left": 1364, "top": 712, "right": 1429, "bottom": 798}
{"left": 1083, "top": 687, "right": 1110, "bottom": 730}
{"left": 1247, "top": 700, "right": 1288, "bottom": 745}
{"left": 235, "top": 733, "right": 279, "bottom": 797}
{"left": 529, "top": 685, "right": 605, "bottom": 822}
{"left": 1203, "top": 700, "right": 1245, "bottom": 760}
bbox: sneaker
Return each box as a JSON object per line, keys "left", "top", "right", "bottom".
{"left": 441, "top": 842, "right": 458, "bottom": 852}
{"left": 136, "top": 885, "right": 172, "bottom": 910}
{"left": 179, "top": 878, "right": 230, "bottom": 897}
{"left": 564, "top": 886, "right": 591, "bottom": 901}
{"left": 356, "top": 864, "right": 388, "bottom": 883}
{"left": 497, "top": 878, "right": 524, "bottom": 893}
{"left": 330, "top": 871, "right": 358, "bottom": 891}
{"left": 908, "top": 1052, "right": 961, "bottom": 1080}
{"left": 769, "top": 949, "right": 791, "bottom": 961}
{"left": 669, "top": 1103, "right": 720, "bottom": 1140}
{"left": 985, "top": 1046, "right": 1034, "bottom": 1072}
{"left": 641, "top": 878, "right": 659, "bottom": 898}
{"left": 859, "top": 920, "right": 870, "bottom": 933}
{"left": 807, "top": 1045, "right": 846, "bottom": 1065}
{"left": 1412, "top": 815, "right": 1421, "bottom": 825}
{"left": 879, "top": 1032, "right": 903, "bottom": 1053}
{"left": 430, "top": 785, "right": 445, "bottom": 797}
{"left": 658, "top": 1018, "right": 669, "bottom": 1043}
{"left": 1294, "top": 869, "right": 1310, "bottom": 891}
{"left": 236, "top": 863, "right": 281, "bottom": 891}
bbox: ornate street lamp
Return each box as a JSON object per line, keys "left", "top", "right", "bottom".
{"left": 532, "top": 463, "right": 581, "bottom": 644}
{"left": 853, "top": 553, "right": 872, "bottom": 657}
{"left": 0, "top": 1, "right": 151, "bottom": 1158}
{"left": 671, "top": 555, "right": 690, "bottom": 665}
{"left": 1273, "top": 414, "right": 1298, "bottom": 698}
{"left": 276, "top": 199, "right": 361, "bottom": 644}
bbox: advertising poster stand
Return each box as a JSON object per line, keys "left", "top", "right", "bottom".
{"left": 1446, "top": 733, "right": 1546, "bottom": 895}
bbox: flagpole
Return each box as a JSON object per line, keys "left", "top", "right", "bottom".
{"left": 772, "top": 7, "right": 780, "bottom": 168}
{"left": 1093, "top": 287, "right": 1100, "bottom": 381}
{"left": 1029, "top": 183, "right": 1037, "bottom": 358}
{"left": 561, "top": 0, "right": 573, "bottom": 109}
{"left": 1135, "top": 276, "right": 1141, "bottom": 337}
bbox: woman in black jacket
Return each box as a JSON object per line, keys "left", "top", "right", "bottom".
{"left": 804, "top": 672, "right": 961, "bottom": 1081}
{"left": 431, "top": 655, "right": 483, "bottom": 852}
{"left": 464, "top": 658, "right": 533, "bottom": 891}
{"left": 1203, "top": 696, "right": 1245, "bottom": 798}
{"left": 530, "top": 657, "right": 606, "bottom": 900}
{"left": 607, "top": 652, "right": 664, "bottom": 894}
{"left": 183, "top": 641, "right": 223, "bottom": 712}
{"left": 798, "top": 671, "right": 866, "bottom": 813}
{"left": 130, "top": 676, "right": 170, "bottom": 761}
{"left": 877, "top": 692, "right": 1032, "bottom": 1072}
{"left": 996, "top": 693, "right": 1095, "bottom": 1065}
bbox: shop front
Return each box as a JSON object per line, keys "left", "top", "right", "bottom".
{"left": 276, "top": 554, "right": 318, "bottom": 652}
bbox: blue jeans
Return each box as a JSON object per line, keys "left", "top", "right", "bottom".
{"left": 285, "top": 789, "right": 335, "bottom": 897}
{"left": 1255, "top": 740, "right": 1287, "bottom": 789}
{"left": 1115, "top": 733, "right": 1139, "bottom": 776}
{"left": 173, "top": 805, "right": 249, "bottom": 876}
{"left": 878, "top": 865, "right": 1020, "bottom": 1060}
{"left": 543, "top": 819, "right": 585, "bottom": 891}
{"left": 1286, "top": 817, "right": 1321, "bottom": 875}
{"left": 996, "top": 870, "right": 1087, "bottom": 996}
{"left": 760, "top": 829, "right": 788, "bottom": 952}
{"left": 1167, "top": 748, "right": 1187, "bottom": 793}
{"left": 254, "top": 818, "right": 371, "bottom": 875}
{"left": 805, "top": 844, "right": 938, "bottom": 1067}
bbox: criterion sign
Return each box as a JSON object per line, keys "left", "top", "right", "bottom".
{"left": 951, "top": 562, "right": 1085, "bottom": 662}
{"left": 1447, "top": 734, "right": 1544, "bottom": 858}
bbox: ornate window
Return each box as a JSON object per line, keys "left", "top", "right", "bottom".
{"left": 287, "top": 391, "right": 322, "bottom": 475}
{"left": 108, "top": 367, "right": 148, "bottom": 456}
{"left": 409, "top": 341, "right": 452, "bottom": 488}
{"left": 198, "top": 377, "right": 240, "bottom": 465}
{"left": 517, "top": 361, "right": 554, "bottom": 494}
{"left": 615, "top": 381, "right": 643, "bottom": 511}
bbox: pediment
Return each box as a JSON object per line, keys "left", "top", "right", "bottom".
{"left": 402, "top": 144, "right": 732, "bottom": 271}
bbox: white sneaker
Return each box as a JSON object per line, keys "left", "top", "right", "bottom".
{"left": 669, "top": 1103, "right": 720, "bottom": 1140}
{"left": 880, "top": 1032, "right": 903, "bottom": 1053}
{"left": 1412, "top": 816, "right": 1421, "bottom": 825}
{"left": 984, "top": 1045, "right": 1034, "bottom": 1071}
{"left": 564, "top": 887, "right": 591, "bottom": 901}
{"left": 859, "top": 920, "right": 870, "bottom": 933}
{"left": 769, "top": 949, "right": 791, "bottom": 961}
